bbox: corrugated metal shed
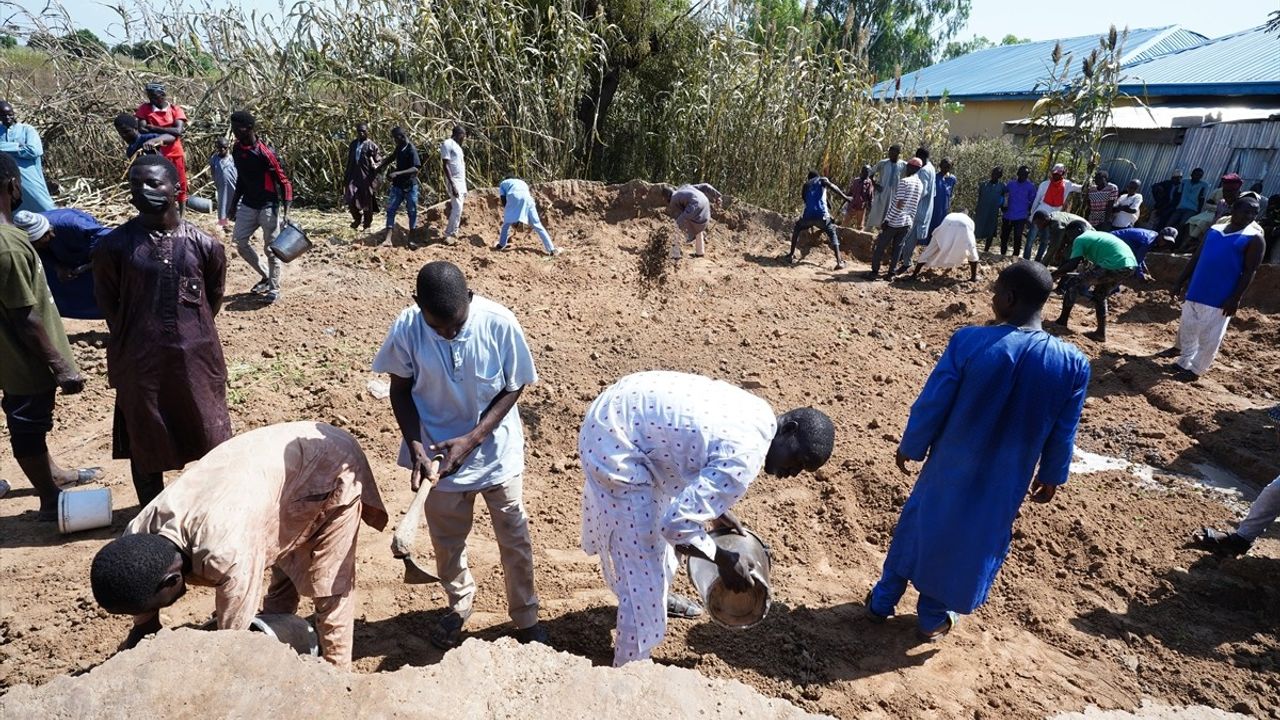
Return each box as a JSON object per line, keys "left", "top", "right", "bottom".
{"left": 872, "top": 26, "right": 1207, "bottom": 101}
{"left": 1120, "top": 25, "right": 1280, "bottom": 97}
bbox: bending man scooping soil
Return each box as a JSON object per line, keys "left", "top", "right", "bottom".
{"left": 579, "top": 371, "right": 835, "bottom": 666}
{"left": 89, "top": 422, "right": 387, "bottom": 669}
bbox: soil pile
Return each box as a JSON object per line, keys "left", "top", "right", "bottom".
{"left": 1, "top": 180, "right": 1277, "bottom": 719}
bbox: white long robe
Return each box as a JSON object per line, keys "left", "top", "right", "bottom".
{"left": 868, "top": 158, "right": 905, "bottom": 227}
{"left": 918, "top": 213, "right": 980, "bottom": 268}
{"left": 578, "top": 371, "right": 775, "bottom": 666}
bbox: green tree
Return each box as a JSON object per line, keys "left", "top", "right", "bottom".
{"left": 942, "top": 32, "right": 1028, "bottom": 61}
{"left": 812, "top": 0, "right": 972, "bottom": 76}
{"left": 0, "top": 34, "right": 17, "bottom": 50}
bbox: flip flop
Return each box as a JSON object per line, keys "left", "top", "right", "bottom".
{"left": 429, "top": 610, "right": 469, "bottom": 650}
{"left": 59, "top": 467, "right": 103, "bottom": 489}
{"left": 666, "top": 593, "right": 703, "bottom": 619}
{"left": 917, "top": 611, "right": 959, "bottom": 642}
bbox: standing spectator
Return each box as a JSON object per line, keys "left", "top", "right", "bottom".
{"left": 1085, "top": 171, "right": 1119, "bottom": 228}
{"left": 209, "top": 138, "right": 236, "bottom": 235}
{"left": 1050, "top": 231, "right": 1137, "bottom": 343}
{"left": 229, "top": 111, "right": 292, "bottom": 303}
{"left": 866, "top": 157, "right": 923, "bottom": 279}
{"left": 13, "top": 208, "right": 110, "bottom": 320}
{"left": 867, "top": 145, "right": 904, "bottom": 228}
{"left": 373, "top": 260, "right": 548, "bottom": 650}
{"left": 974, "top": 167, "right": 1005, "bottom": 251}
{"left": 1149, "top": 169, "right": 1183, "bottom": 230}
{"left": 93, "top": 155, "right": 232, "bottom": 506}
{"left": 343, "top": 123, "right": 380, "bottom": 231}
{"left": 899, "top": 147, "right": 936, "bottom": 272}
{"left": 440, "top": 125, "right": 467, "bottom": 243}
{"left": 134, "top": 84, "right": 189, "bottom": 205}
{"left": 1169, "top": 167, "right": 1210, "bottom": 231}
{"left": 928, "top": 158, "right": 957, "bottom": 239}
{"left": 0, "top": 100, "right": 55, "bottom": 212}
{"left": 1110, "top": 179, "right": 1142, "bottom": 229}
{"left": 787, "top": 171, "right": 851, "bottom": 269}
{"left": 1025, "top": 163, "right": 1083, "bottom": 262}
{"left": 1000, "top": 166, "right": 1037, "bottom": 257}
{"left": 1165, "top": 196, "right": 1265, "bottom": 381}
{"left": 0, "top": 154, "right": 94, "bottom": 520}
{"left": 378, "top": 126, "right": 420, "bottom": 247}
{"left": 842, "top": 164, "right": 873, "bottom": 230}
{"left": 497, "top": 178, "right": 560, "bottom": 256}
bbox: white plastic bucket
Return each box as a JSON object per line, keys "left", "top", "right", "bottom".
{"left": 58, "top": 487, "right": 113, "bottom": 534}
{"left": 250, "top": 613, "right": 320, "bottom": 656}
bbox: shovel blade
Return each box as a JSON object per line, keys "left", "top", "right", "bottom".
{"left": 402, "top": 556, "right": 440, "bottom": 584}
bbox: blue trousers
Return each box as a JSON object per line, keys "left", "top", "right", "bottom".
{"left": 869, "top": 567, "right": 952, "bottom": 631}
{"left": 498, "top": 219, "right": 556, "bottom": 253}
{"left": 1023, "top": 224, "right": 1047, "bottom": 261}
{"left": 386, "top": 183, "right": 419, "bottom": 230}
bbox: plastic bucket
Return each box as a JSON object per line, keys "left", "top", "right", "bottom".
{"left": 269, "top": 222, "right": 312, "bottom": 263}
{"left": 185, "top": 196, "right": 214, "bottom": 213}
{"left": 249, "top": 613, "right": 320, "bottom": 656}
{"left": 58, "top": 487, "right": 113, "bottom": 534}
{"left": 686, "top": 527, "right": 773, "bottom": 629}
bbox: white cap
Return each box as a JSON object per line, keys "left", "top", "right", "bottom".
{"left": 12, "top": 210, "right": 50, "bottom": 243}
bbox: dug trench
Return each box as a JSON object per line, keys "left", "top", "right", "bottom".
{"left": 0, "top": 180, "right": 1277, "bottom": 719}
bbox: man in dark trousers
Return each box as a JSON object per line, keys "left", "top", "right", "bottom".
{"left": 787, "top": 171, "right": 851, "bottom": 270}
{"left": 229, "top": 110, "right": 293, "bottom": 304}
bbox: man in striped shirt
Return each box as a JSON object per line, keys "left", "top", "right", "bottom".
{"left": 230, "top": 110, "right": 293, "bottom": 304}
{"left": 867, "top": 157, "right": 923, "bottom": 279}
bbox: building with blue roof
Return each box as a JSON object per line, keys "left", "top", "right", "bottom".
{"left": 873, "top": 26, "right": 1209, "bottom": 137}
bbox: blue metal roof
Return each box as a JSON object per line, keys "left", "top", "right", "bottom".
{"left": 1120, "top": 25, "right": 1280, "bottom": 97}
{"left": 873, "top": 26, "right": 1209, "bottom": 101}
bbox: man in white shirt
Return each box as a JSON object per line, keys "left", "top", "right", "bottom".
{"left": 1025, "top": 163, "right": 1084, "bottom": 262}
{"left": 579, "top": 371, "right": 835, "bottom": 666}
{"left": 1110, "top": 179, "right": 1143, "bottom": 229}
{"left": 866, "top": 157, "right": 923, "bottom": 278}
{"left": 372, "top": 260, "right": 547, "bottom": 649}
{"left": 440, "top": 126, "right": 467, "bottom": 242}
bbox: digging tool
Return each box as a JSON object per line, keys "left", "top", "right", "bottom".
{"left": 390, "top": 454, "right": 443, "bottom": 584}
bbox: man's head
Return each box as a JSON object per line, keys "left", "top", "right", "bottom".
{"left": 391, "top": 126, "right": 407, "bottom": 147}
{"left": 356, "top": 123, "right": 369, "bottom": 141}
{"left": 113, "top": 113, "right": 141, "bottom": 143}
{"left": 0, "top": 101, "right": 14, "bottom": 127}
{"left": 859, "top": 164, "right": 871, "bottom": 178}
{"left": 887, "top": 145, "right": 901, "bottom": 161}
{"left": 91, "top": 534, "right": 186, "bottom": 615}
{"left": 989, "top": 166, "right": 1003, "bottom": 181}
{"left": 915, "top": 147, "right": 930, "bottom": 163}
{"left": 1170, "top": 169, "right": 1183, "bottom": 182}
{"left": 904, "top": 157, "right": 922, "bottom": 176}
{"left": 0, "top": 152, "right": 23, "bottom": 215}
{"left": 214, "top": 137, "right": 230, "bottom": 155}
{"left": 1250, "top": 181, "right": 1263, "bottom": 194}
{"left": 1124, "top": 179, "right": 1141, "bottom": 194}
{"left": 451, "top": 125, "right": 467, "bottom": 143}
{"left": 13, "top": 210, "right": 51, "bottom": 248}
{"left": 229, "top": 110, "right": 256, "bottom": 144}
{"left": 1093, "top": 170, "right": 1109, "bottom": 188}
{"left": 806, "top": 169, "right": 819, "bottom": 180}
{"left": 1031, "top": 209, "right": 1049, "bottom": 229}
{"left": 413, "top": 261, "right": 472, "bottom": 340}
{"left": 1190, "top": 167, "right": 1204, "bottom": 182}
{"left": 1016, "top": 165, "right": 1029, "bottom": 181}
{"left": 127, "top": 154, "right": 180, "bottom": 215}
{"left": 991, "top": 261, "right": 1053, "bottom": 322}
{"left": 1228, "top": 195, "right": 1261, "bottom": 228}
{"left": 939, "top": 158, "right": 952, "bottom": 174}
{"left": 1050, "top": 163, "right": 1065, "bottom": 180}
{"left": 1222, "top": 173, "right": 1243, "bottom": 193}
{"left": 144, "top": 82, "right": 167, "bottom": 107}
{"left": 764, "top": 408, "right": 835, "bottom": 478}
{"left": 1155, "top": 226, "right": 1179, "bottom": 250}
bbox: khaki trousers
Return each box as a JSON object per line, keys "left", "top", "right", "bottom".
{"left": 424, "top": 475, "right": 539, "bottom": 628}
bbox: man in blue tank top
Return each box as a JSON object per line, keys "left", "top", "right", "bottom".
{"left": 787, "top": 170, "right": 851, "bottom": 270}
{"left": 1165, "top": 195, "right": 1265, "bottom": 380}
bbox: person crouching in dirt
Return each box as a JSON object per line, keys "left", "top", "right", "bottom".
{"left": 372, "top": 260, "right": 548, "bottom": 650}
{"left": 788, "top": 170, "right": 851, "bottom": 269}
{"left": 495, "top": 178, "right": 559, "bottom": 256}
{"left": 1193, "top": 405, "right": 1280, "bottom": 557}
{"left": 90, "top": 422, "right": 387, "bottom": 669}
{"left": 579, "top": 371, "right": 835, "bottom": 666}
{"left": 1048, "top": 231, "right": 1137, "bottom": 343}
{"left": 901, "top": 210, "right": 979, "bottom": 283}
{"left": 664, "top": 183, "right": 722, "bottom": 259}
{"left": 868, "top": 262, "right": 1089, "bottom": 641}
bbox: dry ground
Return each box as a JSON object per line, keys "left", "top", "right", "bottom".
{"left": 1, "top": 180, "right": 1277, "bottom": 719}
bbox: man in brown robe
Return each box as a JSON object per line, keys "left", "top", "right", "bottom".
{"left": 90, "top": 421, "right": 387, "bottom": 668}
{"left": 93, "top": 155, "right": 232, "bottom": 506}
{"left": 343, "top": 123, "right": 380, "bottom": 230}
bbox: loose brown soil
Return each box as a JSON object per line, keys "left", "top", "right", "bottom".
{"left": 1, "top": 180, "right": 1277, "bottom": 719}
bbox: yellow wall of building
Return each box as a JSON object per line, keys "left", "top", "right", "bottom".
{"left": 946, "top": 100, "right": 1037, "bottom": 138}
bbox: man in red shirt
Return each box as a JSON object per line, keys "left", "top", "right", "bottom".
{"left": 229, "top": 111, "right": 293, "bottom": 304}
{"left": 134, "top": 83, "right": 189, "bottom": 205}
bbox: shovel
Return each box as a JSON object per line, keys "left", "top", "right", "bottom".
{"left": 390, "top": 455, "right": 443, "bottom": 584}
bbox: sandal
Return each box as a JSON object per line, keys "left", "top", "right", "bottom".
{"left": 917, "top": 611, "right": 959, "bottom": 642}
{"left": 429, "top": 610, "right": 469, "bottom": 650}
{"left": 666, "top": 593, "right": 703, "bottom": 619}
{"left": 59, "top": 467, "right": 103, "bottom": 489}
{"left": 864, "top": 590, "right": 890, "bottom": 624}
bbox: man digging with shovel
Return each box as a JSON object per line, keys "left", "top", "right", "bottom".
{"left": 373, "top": 260, "right": 548, "bottom": 649}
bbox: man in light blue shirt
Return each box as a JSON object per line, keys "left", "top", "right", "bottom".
{"left": 1169, "top": 167, "right": 1209, "bottom": 231}
{"left": 373, "top": 260, "right": 546, "bottom": 649}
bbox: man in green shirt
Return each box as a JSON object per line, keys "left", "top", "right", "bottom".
{"left": 1031, "top": 210, "right": 1092, "bottom": 267}
{"left": 1049, "top": 230, "right": 1137, "bottom": 343}
{"left": 0, "top": 153, "right": 94, "bottom": 520}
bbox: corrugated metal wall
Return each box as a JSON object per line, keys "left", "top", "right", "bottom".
{"left": 1098, "top": 120, "right": 1280, "bottom": 206}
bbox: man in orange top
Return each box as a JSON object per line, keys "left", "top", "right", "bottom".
{"left": 135, "top": 83, "right": 189, "bottom": 204}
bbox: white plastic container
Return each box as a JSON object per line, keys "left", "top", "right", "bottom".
{"left": 250, "top": 613, "right": 320, "bottom": 656}
{"left": 58, "top": 487, "right": 113, "bottom": 534}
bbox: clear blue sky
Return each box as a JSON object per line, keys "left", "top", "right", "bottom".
{"left": 10, "top": 0, "right": 1276, "bottom": 44}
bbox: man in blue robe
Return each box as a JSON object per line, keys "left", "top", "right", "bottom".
{"left": 14, "top": 208, "right": 110, "bottom": 320}
{"left": 867, "top": 261, "right": 1090, "bottom": 640}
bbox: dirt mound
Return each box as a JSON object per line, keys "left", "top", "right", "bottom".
{"left": 1, "top": 180, "right": 1278, "bottom": 719}
{"left": 0, "top": 630, "right": 825, "bottom": 719}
